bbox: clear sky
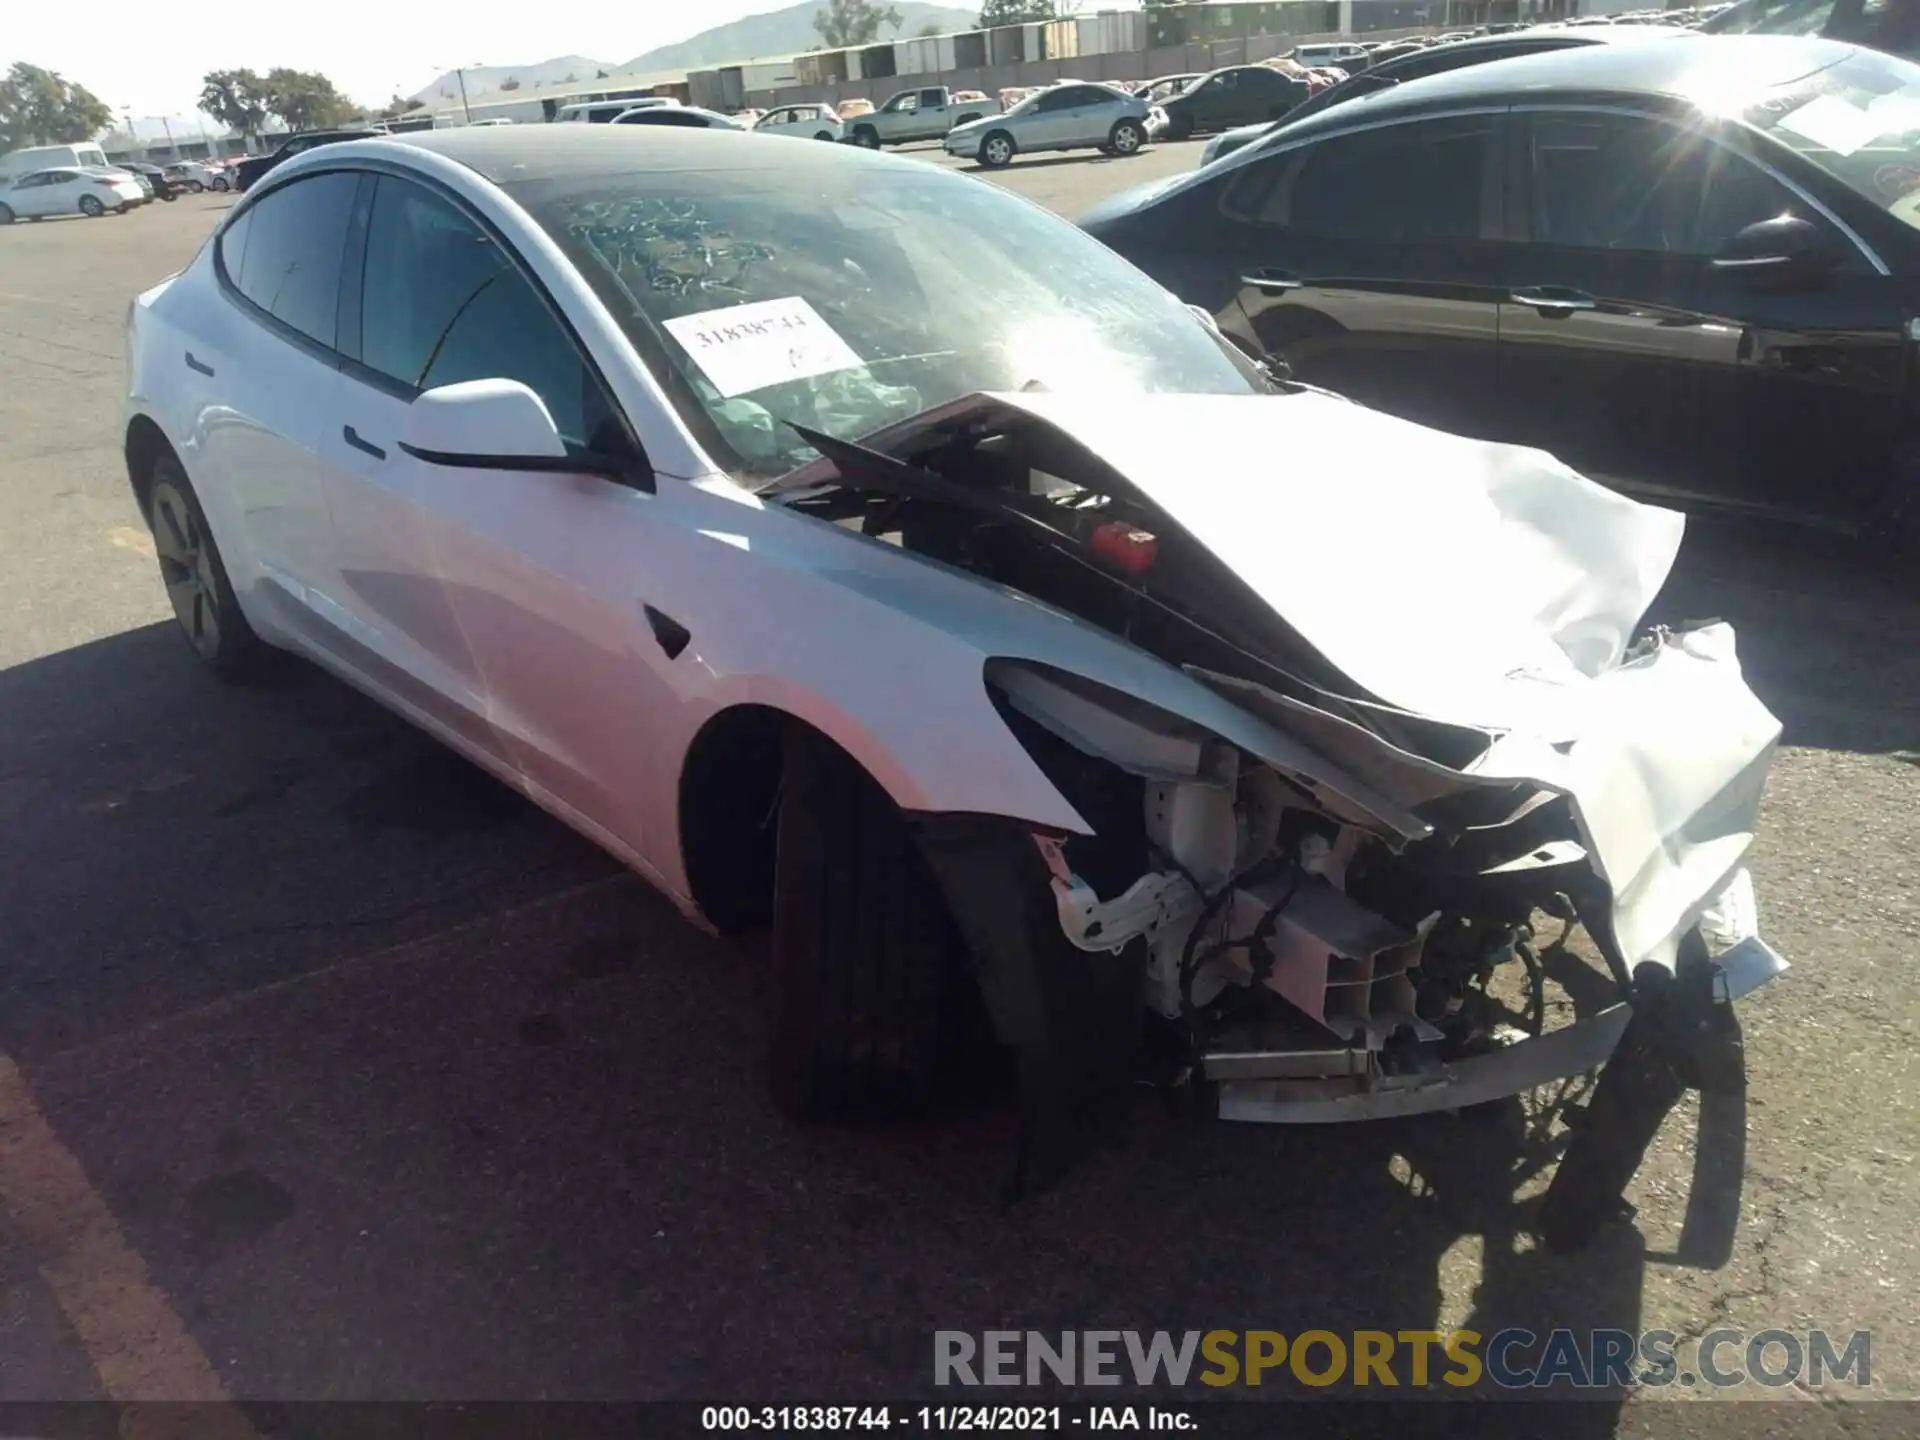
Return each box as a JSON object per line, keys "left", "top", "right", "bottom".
{"left": 6, "top": 0, "right": 783, "bottom": 129}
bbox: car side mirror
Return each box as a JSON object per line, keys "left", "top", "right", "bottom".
{"left": 399, "top": 379, "right": 649, "bottom": 490}
{"left": 1711, "top": 215, "right": 1835, "bottom": 280}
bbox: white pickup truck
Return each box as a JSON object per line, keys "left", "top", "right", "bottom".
{"left": 843, "top": 85, "right": 999, "bottom": 147}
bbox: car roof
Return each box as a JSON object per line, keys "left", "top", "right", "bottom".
{"left": 385, "top": 122, "right": 922, "bottom": 183}
{"left": 1284, "top": 33, "right": 1863, "bottom": 129}
{"left": 621, "top": 105, "right": 736, "bottom": 123}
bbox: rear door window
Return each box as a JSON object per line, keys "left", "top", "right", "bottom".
{"left": 221, "top": 171, "right": 359, "bottom": 347}
{"left": 1228, "top": 114, "right": 1502, "bottom": 244}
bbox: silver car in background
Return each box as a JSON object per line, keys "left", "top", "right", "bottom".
{"left": 945, "top": 81, "right": 1164, "bottom": 167}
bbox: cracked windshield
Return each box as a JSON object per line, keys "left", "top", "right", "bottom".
{"left": 506, "top": 166, "right": 1257, "bottom": 478}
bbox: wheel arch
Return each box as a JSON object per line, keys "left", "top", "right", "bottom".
{"left": 124, "top": 412, "right": 176, "bottom": 517}
{"left": 673, "top": 669, "right": 1098, "bottom": 936}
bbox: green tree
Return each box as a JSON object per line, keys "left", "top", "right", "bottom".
{"left": 0, "top": 62, "right": 113, "bottom": 150}
{"left": 812, "top": 0, "right": 903, "bottom": 48}
{"left": 376, "top": 93, "right": 425, "bottom": 120}
{"left": 260, "top": 68, "right": 355, "bottom": 130}
{"left": 978, "top": 0, "right": 1064, "bottom": 22}
{"left": 199, "top": 68, "right": 271, "bottom": 139}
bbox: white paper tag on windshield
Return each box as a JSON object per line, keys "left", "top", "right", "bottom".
{"left": 1777, "top": 93, "right": 1880, "bottom": 156}
{"left": 663, "top": 297, "right": 863, "bottom": 398}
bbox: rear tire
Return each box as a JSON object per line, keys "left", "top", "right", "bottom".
{"left": 212, "top": 176, "right": 230, "bottom": 192}
{"left": 0, "top": 203, "right": 13, "bottom": 225}
{"left": 1109, "top": 119, "right": 1146, "bottom": 156}
{"left": 814, "top": 130, "right": 835, "bottom": 141}
{"left": 146, "top": 455, "right": 277, "bottom": 682}
{"left": 767, "top": 726, "right": 968, "bottom": 1120}
{"left": 78, "top": 194, "right": 104, "bottom": 218}
{"left": 188, "top": 180, "right": 205, "bottom": 193}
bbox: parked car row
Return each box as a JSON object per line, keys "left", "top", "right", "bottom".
{"left": 1200, "top": 23, "right": 1697, "bottom": 165}
{"left": 0, "top": 164, "right": 152, "bottom": 222}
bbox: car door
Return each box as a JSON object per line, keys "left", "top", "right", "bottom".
{"left": 195, "top": 170, "right": 361, "bottom": 642}
{"left": 1212, "top": 111, "right": 1509, "bottom": 437}
{"left": 1068, "top": 87, "right": 1122, "bottom": 147}
{"left": 1678, "top": 126, "right": 1907, "bottom": 526}
{"left": 325, "top": 171, "right": 670, "bottom": 853}
{"left": 756, "top": 107, "right": 796, "bottom": 137}
{"left": 916, "top": 87, "right": 951, "bottom": 138}
{"left": 46, "top": 170, "right": 88, "bottom": 216}
{"left": 1191, "top": 71, "right": 1238, "bottom": 130}
{"left": 1496, "top": 107, "right": 1906, "bottom": 522}
{"left": 879, "top": 90, "right": 919, "bottom": 138}
{"left": 1493, "top": 111, "right": 1708, "bottom": 490}
{"left": 1241, "top": 68, "right": 1303, "bottom": 126}
{"left": 1021, "top": 87, "right": 1086, "bottom": 149}
{"left": 7, "top": 172, "right": 54, "bottom": 217}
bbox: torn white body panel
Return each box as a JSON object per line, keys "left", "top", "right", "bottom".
{"left": 969, "top": 390, "right": 1782, "bottom": 975}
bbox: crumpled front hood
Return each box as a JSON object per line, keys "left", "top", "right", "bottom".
{"left": 962, "top": 388, "right": 1783, "bottom": 972}
{"left": 983, "top": 388, "right": 1687, "bottom": 740}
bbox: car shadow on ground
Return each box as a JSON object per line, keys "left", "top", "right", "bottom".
{"left": 1648, "top": 517, "right": 1919, "bottom": 755}
{"left": 0, "top": 611, "right": 1797, "bottom": 1409}
{"left": 968, "top": 152, "right": 1162, "bottom": 174}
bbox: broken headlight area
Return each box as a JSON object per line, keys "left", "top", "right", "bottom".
{"left": 786, "top": 389, "right": 1787, "bottom": 1245}
{"left": 957, "top": 664, "right": 1785, "bottom": 1249}
{"left": 993, "top": 662, "right": 1601, "bottom": 1106}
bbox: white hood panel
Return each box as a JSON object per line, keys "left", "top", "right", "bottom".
{"left": 979, "top": 390, "right": 1784, "bottom": 970}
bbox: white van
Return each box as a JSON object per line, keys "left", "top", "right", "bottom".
{"left": 0, "top": 142, "right": 111, "bottom": 184}
{"left": 554, "top": 97, "right": 678, "bottom": 124}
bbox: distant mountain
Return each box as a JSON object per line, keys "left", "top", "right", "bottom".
{"left": 411, "top": 56, "right": 617, "bottom": 105}
{"left": 621, "top": 2, "right": 982, "bottom": 72}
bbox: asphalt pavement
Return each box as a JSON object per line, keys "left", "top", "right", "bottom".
{"left": 0, "top": 140, "right": 1916, "bottom": 1426}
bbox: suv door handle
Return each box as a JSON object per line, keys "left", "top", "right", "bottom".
{"left": 1241, "top": 267, "right": 1303, "bottom": 293}
{"left": 343, "top": 425, "right": 386, "bottom": 460}
{"left": 1510, "top": 286, "right": 1596, "bottom": 315}
{"left": 184, "top": 351, "right": 215, "bottom": 376}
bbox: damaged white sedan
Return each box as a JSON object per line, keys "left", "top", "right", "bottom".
{"left": 125, "top": 126, "right": 1786, "bottom": 1249}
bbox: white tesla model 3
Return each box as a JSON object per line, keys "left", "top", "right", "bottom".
{"left": 123, "top": 126, "right": 1787, "bottom": 1239}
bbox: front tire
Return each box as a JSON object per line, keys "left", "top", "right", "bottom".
{"left": 767, "top": 726, "right": 968, "bottom": 1120}
{"left": 978, "top": 130, "right": 1016, "bottom": 168}
{"left": 0, "top": 203, "right": 13, "bottom": 225}
{"left": 814, "top": 130, "right": 836, "bottom": 141}
{"left": 146, "top": 456, "right": 276, "bottom": 681}
{"left": 851, "top": 123, "right": 880, "bottom": 148}
{"left": 212, "top": 176, "right": 230, "bottom": 192}
{"left": 1109, "top": 119, "right": 1145, "bottom": 156}
{"left": 1166, "top": 113, "right": 1193, "bottom": 142}
{"left": 188, "top": 180, "right": 205, "bottom": 193}
{"left": 78, "top": 194, "right": 104, "bottom": 218}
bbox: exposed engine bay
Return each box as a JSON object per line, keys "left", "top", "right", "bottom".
{"left": 765, "top": 386, "right": 1789, "bottom": 1245}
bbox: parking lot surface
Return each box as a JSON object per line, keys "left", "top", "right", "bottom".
{"left": 1, "top": 144, "right": 1917, "bottom": 1424}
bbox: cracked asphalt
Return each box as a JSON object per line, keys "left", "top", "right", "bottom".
{"left": 0, "top": 140, "right": 1916, "bottom": 1429}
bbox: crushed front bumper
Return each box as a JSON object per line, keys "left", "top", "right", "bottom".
{"left": 1215, "top": 934, "right": 1788, "bottom": 1124}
